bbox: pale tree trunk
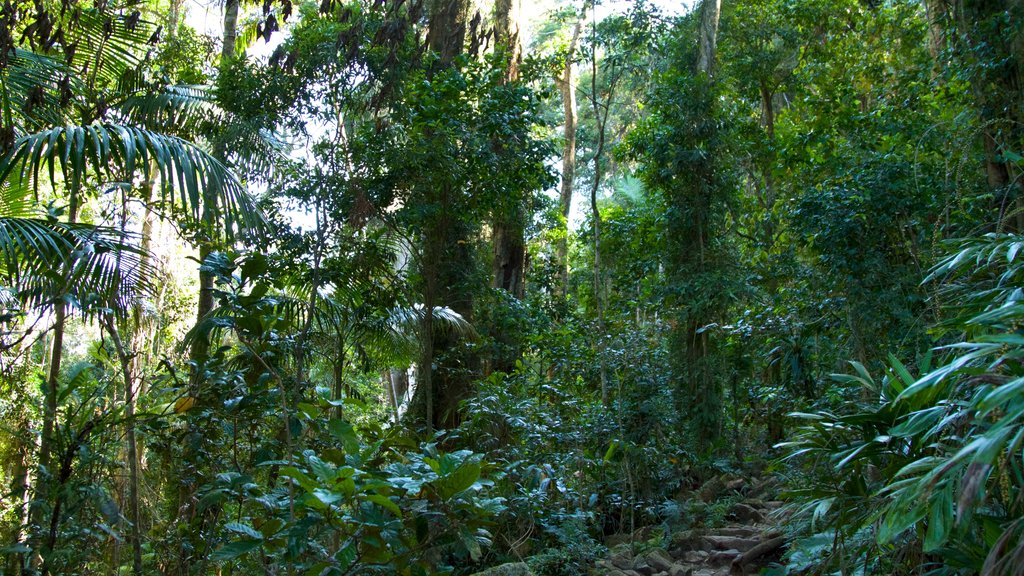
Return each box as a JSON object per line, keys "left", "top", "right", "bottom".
{"left": 168, "top": 0, "right": 184, "bottom": 40}
{"left": 557, "top": 20, "right": 582, "bottom": 298}
{"left": 190, "top": 0, "right": 238, "bottom": 376}
{"left": 696, "top": 0, "right": 721, "bottom": 76}
{"left": 588, "top": 4, "right": 609, "bottom": 406}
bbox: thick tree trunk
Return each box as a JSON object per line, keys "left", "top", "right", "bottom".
{"left": 667, "top": 0, "right": 722, "bottom": 449}
{"left": 950, "top": 0, "right": 1024, "bottom": 229}
{"left": 409, "top": 0, "right": 474, "bottom": 432}
{"left": 222, "top": 0, "right": 239, "bottom": 60}
{"left": 488, "top": 0, "right": 528, "bottom": 373}
{"left": 557, "top": 21, "right": 582, "bottom": 298}
{"left": 426, "top": 0, "right": 469, "bottom": 65}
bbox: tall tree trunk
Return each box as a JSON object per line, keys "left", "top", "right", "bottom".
{"left": 950, "top": 0, "right": 1024, "bottom": 229}
{"left": 426, "top": 0, "right": 469, "bottom": 66}
{"left": 411, "top": 0, "right": 473, "bottom": 432}
{"left": 177, "top": 5, "right": 241, "bottom": 573}
{"left": 664, "top": 0, "right": 723, "bottom": 450}
{"left": 30, "top": 187, "right": 80, "bottom": 570}
{"left": 490, "top": 0, "right": 527, "bottom": 373}
{"left": 103, "top": 316, "right": 143, "bottom": 576}
{"left": 588, "top": 4, "right": 612, "bottom": 406}
{"left": 221, "top": 0, "right": 239, "bottom": 60}
{"left": 697, "top": 0, "right": 721, "bottom": 76}
{"left": 557, "top": 21, "right": 582, "bottom": 298}
{"left": 191, "top": 0, "right": 238, "bottom": 374}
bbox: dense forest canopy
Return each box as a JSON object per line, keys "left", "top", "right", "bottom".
{"left": 1, "top": 0, "right": 1024, "bottom": 574}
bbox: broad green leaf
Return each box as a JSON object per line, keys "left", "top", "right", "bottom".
{"left": 210, "top": 539, "right": 261, "bottom": 561}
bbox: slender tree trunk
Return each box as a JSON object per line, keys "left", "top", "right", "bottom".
{"left": 697, "top": 0, "right": 722, "bottom": 76}
{"left": 589, "top": 4, "right": 610, "bottom": 406}
{"left": 557, "top": 21, "right": 582, "bottom": 298}
{"left": 103, "top": 316, "right": 143, "bottom": 576}
{"left": 30, "top": 188, "right": 80, "bottom": 570}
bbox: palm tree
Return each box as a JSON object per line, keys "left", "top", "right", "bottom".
{"left": 0, "top": 6, "right": 264, "bottom": 573}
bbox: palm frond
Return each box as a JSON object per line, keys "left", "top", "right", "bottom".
{"left": 116, "top": 84, "right": 222, "bottom": 136}
{"left": 0, "top": 216, "right": 155, "bottom": 313}
{"left": 0, "top": 124, "right": 266, "bottom": 239}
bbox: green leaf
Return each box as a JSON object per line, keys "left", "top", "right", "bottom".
{"left": 434, "top": 459, "right": 481, "bottom": 500}
{"left": 210, "top": 539, "right": 261, "bottom": 561}
{"left": 924, "top": 483, "right": 953, "bottom": 552}
{"left": 328, "top": 418, "right": 361, "bottom": 455}
{"left": 281, "top": 466, "right": 317, "bottom": 492}
{"left": 363, "top": 493, "right": 402, "bottom": 517}
{"left": 225, "top": 522, "right": 263, "bottom": 540}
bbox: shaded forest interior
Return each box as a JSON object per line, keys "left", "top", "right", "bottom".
{"left": 2, "top": 0, "right": 1024, "bottom": 575}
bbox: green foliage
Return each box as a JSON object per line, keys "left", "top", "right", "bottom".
{"left": 782, "top": 233, "right": 1024, "bottom": 575}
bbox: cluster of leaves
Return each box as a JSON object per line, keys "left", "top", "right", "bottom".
{"left": 781, "top": 233, "right": 1024, "bottom": 575}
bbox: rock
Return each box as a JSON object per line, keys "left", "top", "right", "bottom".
{"left": 669, "top": 530, "right": 701, "bottom": 552}
{"left": 728, "top": 503, "right": 765, "bottom": 523}
{"left": 632, "top": 557, "right": 653, "bottom": 575}
{"left": 702, "top": 535, "right": 759, "bottom": 553}
{"left": 681, "top": 550, "right": 708, "bottom": 563}
{"left": 611, "top": 553, "right": 634, "bottom": 571}
{"left": 729, "top": 536, "right": 787, "bottom": 576}
{"left": 669, "top": 565, "right": 693, "bottom": 576}
{"left": 472, "top": 562, "right": 530, "bottom": 576}
{"left": 699, "top": 476, "right": 727, "bottom": 502}
{"left": 645, "top": 549, "right": 675, "bottom": 572}
{"left": 707, "top": 549, "right": 741, "bottom": 566}
{"left": 715, "top": 526, "right": 758, "bottom": 538}
{"left": 725, "top": 478, "right": 746, "bottom": 493}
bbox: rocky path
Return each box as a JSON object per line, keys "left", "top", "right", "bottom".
{"left": 593, "top": 496, "right": 787, "bottom": 576}
{"left": 474, "top": 480, "right": 786, "bottom": 576}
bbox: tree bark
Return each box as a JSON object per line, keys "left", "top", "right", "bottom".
{"left": 557, "top": 21, "right": 582, "bottom": 298}
{"left": 589, "top": 4, "right": 609, "bottom": 406}
{"left": 426, "top": 0, "right": 469, "bottom": 66}
{"left": 102, "top": 316, "right": 143, "bottom": 576}
{"left": 30, "top": 188, "right": 80, "bottom": 570}
{"left": 696, "top": 0, "right": 722, "bottom": 76}
{"left": 410, "top": 0, "right": 473, "bottom": 432}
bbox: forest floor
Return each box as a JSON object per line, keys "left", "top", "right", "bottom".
{"left": 590, "top": 477, "right": 787, "bottom": 576}
{"left": 474, "top": 477, "right": 786, "bottom": 576}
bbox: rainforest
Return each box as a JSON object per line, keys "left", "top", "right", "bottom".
{"left": 1, "top": 0, "right": 1023, "bottom": 574}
